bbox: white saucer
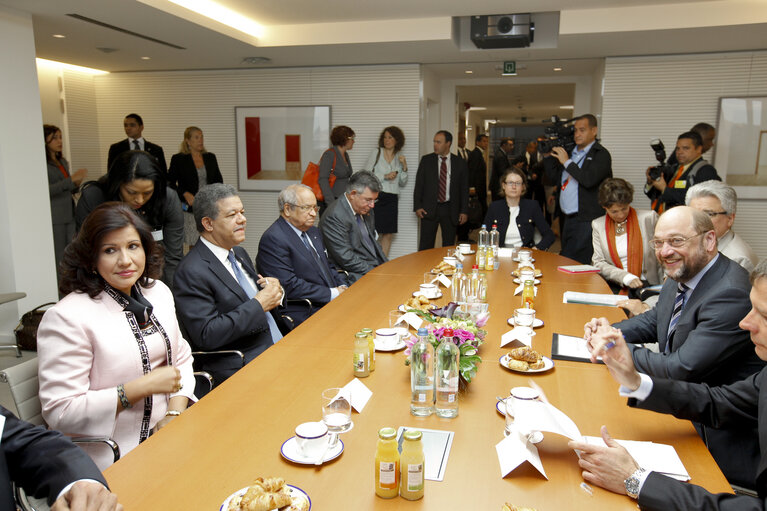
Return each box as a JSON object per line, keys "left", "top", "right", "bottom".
{"left": 507, "top": 317, "right": 544, "bottom": 328}
{"left": 459, "top": 250, "right": 476, "bottom": 255}
{"left": 280, "top": 436, "right": 344, "bottom": 465}
{"left": 413, "top": 291, "right": 442, "bottom": 299}
{"left": 513, "top": 278, "right": 541, "bottom": 285}
{"left": 375, "top": 339, "right": 407, "bottom": 352}
{"left": 512, "top": 257, "right": 535, "bottom": 263}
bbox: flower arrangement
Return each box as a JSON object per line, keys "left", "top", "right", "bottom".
{"left": 404, "top": 303, "right": 489, "bottom": 383}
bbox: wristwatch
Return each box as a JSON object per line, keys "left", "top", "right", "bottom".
{"left": 624, "top": 468, "right": 646, "bottom": 499}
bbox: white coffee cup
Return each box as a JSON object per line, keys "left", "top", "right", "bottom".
{"left": 375, "top": 328, "right": 399, "bottom": 347}
{"left": 458, "top": 243, "right": 471, "bottom": 254}
{"left": 294, "top": 421, "right": 328, "bottom": 458}
{"left": 419, "top": 283, "right": 439, "bottom": 298}
{"left": 443, "top": 256, "right": 458, "bottom": 266}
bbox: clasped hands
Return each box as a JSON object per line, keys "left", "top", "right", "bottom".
{"left": 255, "top": 275, "right": 283, "bottom": 311}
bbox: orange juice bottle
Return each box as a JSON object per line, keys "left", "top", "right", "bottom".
{"left": 399, "top": 430, "right": 425, "bottom": 500}
{"left": 374, "top": 427, "right": 399, "bottom": 498}
{"left": 522, "top": 279, "right": 535, "bottom": 309}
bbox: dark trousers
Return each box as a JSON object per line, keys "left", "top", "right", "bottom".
{"left": 419, "top": 202, "right": 457, "bottom": 251}
{"left": 560, "top": 215, "right": 594, "bottom": 264}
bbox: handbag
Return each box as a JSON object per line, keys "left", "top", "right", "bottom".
{"left": 13, "top": 302, "right": 56, "bottom": 351}
{"left": 301, "top": 149, "right": 337, "bottom": 202}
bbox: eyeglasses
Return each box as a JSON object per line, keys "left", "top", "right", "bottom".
{"left": 650, "top": 232, "right": 706, "bottom": 250}
{"left": 361, "top": 197, "right": 378, "bottom": 205}
{"left": 291, "top": 204, "right": 320, "bottom": 213}
{"left": 504, "top": 181, "right": 524, "bottom": 187}
{"left": 702, "top": 210, "right": 728, "bottom": 218}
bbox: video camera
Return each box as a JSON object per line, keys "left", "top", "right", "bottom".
{"left": 538, "top": 115, "right": 576, "bottom": 154}
{"left": 648, "top": 138, "right": 671, "bottom": 181}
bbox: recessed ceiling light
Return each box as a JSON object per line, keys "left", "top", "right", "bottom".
{"left": 559, "top": 105, "right": 574, "bottom": 109}
{"left": 36, "top": 58, "right": 109, "bottom": 75}
{"left": 141, "top": 56, "right": 151, "bottom": 60}
{"left": 465, "top": 70, "right": 473, "bottom": 74}
{"left": 52, "top": 34, "right": 66, "bottom": 38}
{"left": 553, "top": 67, "right": 563, "bottom": 72}
{"left": 168, "top": 0, "right": 264, "bottom": 38}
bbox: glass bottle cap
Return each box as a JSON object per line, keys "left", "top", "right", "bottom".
{"left": 361, "top": 328, "right": 373, "bottom": 335}
{"left": 356, "top": 332, "right": 368, "bottom": 339}
{"left": 403, "top": 430, "right": 422, "bottom": 441}
{"left": 378, "top": 427, "right": 397, "bottom": 440}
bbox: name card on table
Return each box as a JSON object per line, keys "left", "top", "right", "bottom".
{"left": 455, "top": 251, "right": 465, "bottom": 262}
{"left": 436, "top": 274, "right": 452, "bottom": 288}
{"left": 398, "top": 312, "right": 423, "bottom": 330}
{"left": 341, "top": 378, "right": 373, "bottom": 413}
{"left": 495, "top": 427, "right": 547, "bottom": 479}
{"left": 501, "top": 328, "right": 533, "bottom": 348}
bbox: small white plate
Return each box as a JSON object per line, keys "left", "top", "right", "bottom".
{"left": 507, "top": 317, "right": 544, "bottom": 328}
{"left": 220, "top": 484, "right": 311, "bottom": 511}
{"left": 511, "top": 270, "right": 543, "bottom": 278}
{"left": 460, "top": 250, "right": 476, "bottom": 255}
{"left": 513, "top": 278, "right": 541, "bottom": 285}
{"left": 280, "top": 436, "right": 344, "bottom": 465}
{"left": 375, "top": 338, "right": 407, "bottom": 352}
{"left": 413, "top": 291, "right": 443, "bottom": 299}
{"left": 499, "top": 354, "right": 554, "bottom": 373}
{"left": 512, "top": 257, "right": 535, "bottom": 263}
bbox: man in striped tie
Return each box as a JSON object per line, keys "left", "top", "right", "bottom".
{"left": 584, "top": 206, "right": 764, "bottom": 488}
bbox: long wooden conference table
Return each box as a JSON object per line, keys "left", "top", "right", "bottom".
{"left": 104, "top": 247, "right": 733, "bottom": 510}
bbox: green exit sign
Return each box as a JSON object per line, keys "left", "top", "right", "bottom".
{"left": 503, "top": 61, "right": 516, "bottom": 75}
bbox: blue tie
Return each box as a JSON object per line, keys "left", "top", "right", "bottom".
{"left": 665, "top": 283, "right": 688, "bottom": 354}
{"left": 228, "top": 251, "right": 283, "bottom": 344}
{"left": 300, "top": 232, "right": 334, "bottom": 288}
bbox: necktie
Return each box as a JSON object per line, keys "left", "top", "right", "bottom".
{"left": 133, "top": 139, "right": 140, "bottom": 150}
{"left": 438, "top": 156, "right": 447, "bottom": 202}
{"left": 300, "top": 232, "right": 335, "bottom": 288}
{"left": 357, "top": 214, "right": 377, "bottom": 256}
{"left": 665, "top": 282, "right": 688, "bottom": 353}
{"left": 227, "top": 250, "right": 283, "bottom": 344}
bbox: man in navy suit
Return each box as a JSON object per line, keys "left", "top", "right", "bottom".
{"left": 257, "top": 184, "right": 348, "bottom": 326}
{"left": 413, "top": 130, "right": 469, "bottom": 250}
{"left": 173, "top": 183, "right": 284, "bottom": 385}
{"left": 107, "top": 113, "right": 167, "bottom": 175}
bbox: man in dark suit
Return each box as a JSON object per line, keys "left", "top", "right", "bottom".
{"left": 107, "top": 113, "right": 167, "bottom": 175}
{"left": 320, "top": 171, "right": 387, "bottom": 283}
{"left": 489, "top": 137, "right": 513, "bottom": 201}
{"left": 523, "top": 140, "right": 545, "bottom": 210}
{"left": 585, "top": 207, "right": 764, "bottom": 488}
{"left": 457, "top": 133, "right": 488, "bottom": 242}
{"left": 645, "top": 130, "right": 721, "bottom": 213}
{"left": 455, "top": 132, "right": 469, "bottom": 161}
{"left": 571, "top": 259, "right": 767, "bottom": 509}
{"left": 0, "top": 406, "right": 120, "bottom": 510}
{"left": 173, "top": 183, "right": 284, "bottom": 385}
{"left": 413, "top": 130, "right": 469, "bottom": 250}
{"left": 549, "top": 114, "right": 612, "bottom": 264}
{"left": 257, "top": 184, "right": 348, "bottom": 326}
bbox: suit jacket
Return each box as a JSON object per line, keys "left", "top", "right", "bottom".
{"left": 168, "top": 152, "right": 223, "bottom": 208}
{"left": 413, "top": 153, "right": 469, "bottom": 224}
{"left": 614, "top": 254, "right": 762, "bottom": 386}
{"left": 484, "top": 198, "right": 555, "bottom": 250}
{"left": 467, "top": 148, "right": 488, "bottom": 212}
{"left": 545, "top": 142, "right": 613, "bottom": 222}
{"left": 46, "top": 158, "right": 76, "bottom": 225}
{"left": 320, "top": 196, "right": 387, "bottom": 284}
{"left": 645, "top": 157, "right": 720, "bottom": 210}
{"left": 0, "top": 406, "right": 107, "bottom": 508}
{"left": 257, "top": 218, "right": 347, "bottom": 325}
{"left": 173, "top": 240, "right": 281, "bottom": 383}
{"left": 629, "top": 368, "right": 767, "bottom": 509}
{"left": 720, "top": 230, "right": 758, "bottom": 273}
{"left": 591, "top": 208, "right": 663, "bottom": 286}
{"left": 108, "top": 138, "right": 167, "bottom": 176}
{"left": 489, "top": 148, "right": 511, "bottom": 200}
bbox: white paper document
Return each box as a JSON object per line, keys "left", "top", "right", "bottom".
{"left": 495, "top": 428, "right": 547, "bottom": 479}
{"left": 583, "top": 436, "right": 690, "bottom": 481}
{"left": 513, "top": 399, "right": 583, "bottom": 441}
{"left": 397, "top": 427, "right": 454, "bottom": 481}
{"left": 341, "top": 378, "right": 372, "bottom": 413}
{"left": 500, "top": 328, "right": 533, "bottom": 348}
{"left": 551, "top": 333, "right": 601, "bottom": 363}
{"left": 562, "top": 291, "right": 624, "bottom": 306}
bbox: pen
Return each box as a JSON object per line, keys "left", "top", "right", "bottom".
{"left": 603, "top": 341, "right": 615, "bottom": 351}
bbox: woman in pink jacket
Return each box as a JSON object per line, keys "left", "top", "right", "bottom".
{"left": 37, "top": 202, "right": 195, "bottom": 470}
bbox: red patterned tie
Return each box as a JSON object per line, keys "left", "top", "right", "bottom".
{"left": 438, "top": 156, "right": 447, "bottom": 202}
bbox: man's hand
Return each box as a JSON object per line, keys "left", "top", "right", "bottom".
{"left": 647, "top": 170, "right": 667, "bottom": 192}
{"left": 255, "top": 275, "right": 282, "bottom": 312}
{"left": 583, "top": 317, "right": 611, "bottom": 342}
{"left": 568, "top": 426, "right": 640, "bottom": 495}
{"left": 52, "top": 481, "right": 122, "bottom": 511}
{"left": 415, "top": 208, "right": 427, "bottom": 219}
{"left": 600, "top": 333, "right": 642, "bottom": 391}
{"left": 616, "top": 298, "right": 650, "bottom": 318}
{"left": 586, "top": 324, "right": 623, "bottom": 363}
{"left": 458, "top": 213, "right": 468, "bottom": 225}
{"left": 551, "top": 147, "right": 569, "bottom": 165}
{"left": 336, "top": 285, "right": 348, "bottom": 294}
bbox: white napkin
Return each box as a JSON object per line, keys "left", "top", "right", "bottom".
{"left": 341, "top": 378, "right": 373, "bottom": 413}
{"left": 501, "top": 328, "right": 533, "bottom": 347}
{"left": 495, "top": 427, "right": 547, "bottom": 479}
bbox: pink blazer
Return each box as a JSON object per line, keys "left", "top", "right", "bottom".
{"left": 37, "top": 280, "right": 195, "bottom": 471}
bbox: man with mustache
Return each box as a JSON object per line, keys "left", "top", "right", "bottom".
{"left": 173, "top": 183, "right": 285, "bottom": 385}
{"left": 584, "top": 206, "right": 764, "bottom": 488}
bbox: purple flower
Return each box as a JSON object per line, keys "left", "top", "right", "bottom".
{"left": 475, "top": 312, "right": 490, "bottom": 328}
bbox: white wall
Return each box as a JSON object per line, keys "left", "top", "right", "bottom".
{"left": 601, "top": 51, "right": 767, "bottom": 260}
{"left": 0, "top": 7, "right": 59, "bottom": 343}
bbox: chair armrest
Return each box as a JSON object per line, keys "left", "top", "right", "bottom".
{"left": 191, "top": 350, "right": 246, "bottom": 369}
{"left": 193, "top": 371, "right": 214, "bottom": 395}
{"left": 71, "top": 436, "right": 121, "bottom": 463}
{"left": 286, "top": 298, "right": 313, "bottom": 309}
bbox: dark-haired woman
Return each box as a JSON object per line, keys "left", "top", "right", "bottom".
{"left": 37, "top": 202, "right": 195, "bottom": 470}
{"left": 76, "top": 150, "right": 184, "bottom": 286}
{"left": 318, "top": 125, "right": 355, "bottom": 212}
{"left": 364, "top": 126, "right": 408, "bottom": 257}
{"left": 44, "top": 124, "right": 88, "bottom": 278}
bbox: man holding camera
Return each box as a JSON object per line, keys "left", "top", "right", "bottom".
{"left": 549, "top": 114, "right": 612, "bottom": 264}
{"left": 645, "top": 131, "right": 720, "bottom": 213}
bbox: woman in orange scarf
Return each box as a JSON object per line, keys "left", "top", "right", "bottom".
{"left": 591, "top": 178, "right": 663, "bottom": 294}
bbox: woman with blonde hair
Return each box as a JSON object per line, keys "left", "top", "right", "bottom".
{"left": 168, "top": 126, "right": 223, "bottom": 247}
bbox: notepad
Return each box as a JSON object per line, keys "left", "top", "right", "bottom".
{"left": 582, "top": 436, "right": 690, "bottom": 481}
{"left": 396, "top": 427, "right": 454, "bottom": 481}
{"left": 551, "top": 333, "right": 604, "bottom": 364}
{"left": 562, "top": 291, "right": 624, "bottom": 306}
{"left": 557, "top": 264, "right": 600, "bottom": 274}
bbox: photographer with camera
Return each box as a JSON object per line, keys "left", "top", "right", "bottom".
{"left": 645, "top": 131, "right": 720, "bottom": 213}
{"left": 548, "top": 114, "right": 613, "bottom": 264}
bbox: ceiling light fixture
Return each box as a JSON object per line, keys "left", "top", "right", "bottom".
{"left": 36, "top": 58, "right": 109, "bottom": 75}
{"left": 553, "top": 67, "right": 562, "bottom": 71}
{"left": 465, "top": 70, "right": 473, "bottom": 74}
{"left": 141, "top": 56, "right": 151, "bottom": 60}
{"left": 52, "top": 34, "right": 66, "bottom": 38}
{"left": 167, "top": 0, "right": 264, "bottom": 38}
{"left": 466, "top": 107, "right": 487, "bottom": 111}
{"left": 559, "top": 105, "right": 574, "bottom": 109}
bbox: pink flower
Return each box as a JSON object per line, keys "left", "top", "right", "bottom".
{"left": 475, "top": 312, "right": 490, "bottom": 328}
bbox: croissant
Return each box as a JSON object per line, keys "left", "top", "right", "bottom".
{"left": 238, "top": 490, "right": 292, "bottom": 511}
{"left": 252, "top": 477, "right": 285, "bottom": 493}
{"left": 507, "top": 359, "right": 529, "bottom": 371}
{"left": 509, "top": 347, "right": 540, "bottom": 363}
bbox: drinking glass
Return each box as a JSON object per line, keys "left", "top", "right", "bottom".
{"left": 514, "top": 308, "right": 536, "bottom": 336}
{"left": 389, "top": 310, "right": 410, "bottom": 342}
{"left": 322, "top": 388, "right": 352, "bottom": 434}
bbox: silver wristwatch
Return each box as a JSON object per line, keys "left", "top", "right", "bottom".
{"left": 624, "top": 468, "right": 646, "bottom": 499}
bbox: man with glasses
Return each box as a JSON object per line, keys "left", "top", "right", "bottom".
{"left": 686, "top": 181, "right": 758, "bottom": 272}
{"left": 257, "top": 184, "right": 348, "bottom": 326}
{"left": 584, "top": 206, "right": 763, "bottom": 488}
{"left": 321, "top": 171, "right": 388, "bottom": 283}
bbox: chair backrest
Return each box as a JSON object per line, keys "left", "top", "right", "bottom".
{"left": 0, "top": 358, "right": 43, "bottom": 426}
